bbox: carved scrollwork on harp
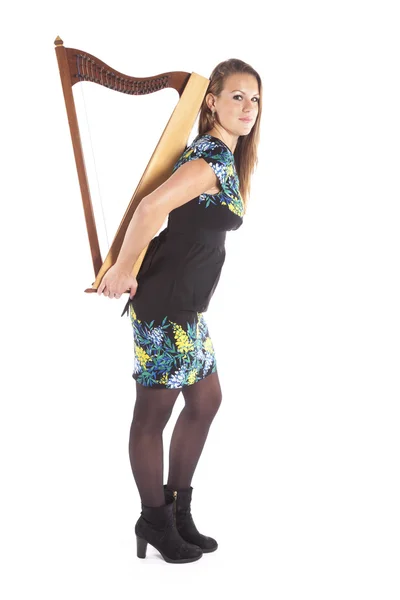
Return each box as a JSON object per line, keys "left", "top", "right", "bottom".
{"left": 54, "top": 36, "right": 209, "bottom": 293}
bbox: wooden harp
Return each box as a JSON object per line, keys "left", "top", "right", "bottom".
{"left": 54, "top": 36, "right": 209, "bottom": 293}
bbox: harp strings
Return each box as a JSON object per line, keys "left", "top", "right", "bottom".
{"left": 73, "top": 53, "right": 175, "bottom": 256}
{"left": 77, "top": 58, "right": 110, "bottom": 252}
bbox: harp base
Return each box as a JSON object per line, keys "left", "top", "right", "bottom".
{"left": 84, "top": 287, "right": 131, "bottom": 294}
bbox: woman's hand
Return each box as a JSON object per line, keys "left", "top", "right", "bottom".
{"left": 97, "top": 264, "right": 138, "bottom": 300}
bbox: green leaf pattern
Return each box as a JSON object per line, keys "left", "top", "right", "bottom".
{"left": 172, "top": 134, "right": 244, "bottom": 217}
{"left": 129, "top": 304, "right": 217, "bottom": 388}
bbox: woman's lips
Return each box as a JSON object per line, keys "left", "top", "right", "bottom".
{"left": 239, "top": 118, "right": 252, "bottom": 122}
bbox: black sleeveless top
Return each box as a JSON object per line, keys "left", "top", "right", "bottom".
{"left": 122, "top": 134, "right": 244, "bottom": 322}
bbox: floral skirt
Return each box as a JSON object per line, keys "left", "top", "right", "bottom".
{"left": 129, "top": 304, "right": 217, "bottom": 389}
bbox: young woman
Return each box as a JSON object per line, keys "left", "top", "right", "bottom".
{"left": 97, "top": 58, "right": 262, "bottom": 563}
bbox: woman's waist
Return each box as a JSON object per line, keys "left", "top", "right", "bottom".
{"left": 165, "top": 224, "right": 226, "bottom": 249}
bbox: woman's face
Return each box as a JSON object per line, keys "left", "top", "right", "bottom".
{"left": 208, "top": 72, "right": 260, "bottom": 138}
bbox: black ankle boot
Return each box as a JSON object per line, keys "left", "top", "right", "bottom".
{"left": 164, "top": 485, "right": 218, "bottom": 553}
{"left": 135, "top": 498, "right": 203, "bottom": 563}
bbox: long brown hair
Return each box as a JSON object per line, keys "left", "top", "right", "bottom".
{"left": 198, "top": 58, "right": 262, "bottom": 213}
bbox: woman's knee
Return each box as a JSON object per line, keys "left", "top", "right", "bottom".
{"left": 131, "top": 407, "right": 173, "bottom": 434}
{"left": 131, "top": 387, "right": 178, "bottom": 432}
{"left": 183, "top": 381, "right": 222, "bottom": 421}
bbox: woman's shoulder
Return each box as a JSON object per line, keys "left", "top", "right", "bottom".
{"left": 190, "top": 134, "right": 233, "bottom": 158}
{"left": 173, "top": 134, "right": 232, "bottom": 170}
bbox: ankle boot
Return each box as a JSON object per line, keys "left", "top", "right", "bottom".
{"left": 135, "top": 498, "right": 203, "bottom": 563}
{"left": 164, "top": 485, "right": 218, "bottom": 553}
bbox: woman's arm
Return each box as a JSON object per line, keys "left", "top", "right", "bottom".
{"left": 115, "top": 158, "right": 218, "bottom": 270}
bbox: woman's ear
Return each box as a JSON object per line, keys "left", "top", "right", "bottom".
{"left": 205, "top": 92, "right": 216, "bottom": 112}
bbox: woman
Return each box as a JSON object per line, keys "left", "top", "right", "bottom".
{"left": 97, "top": 58, "right": 262, "bottom": 563}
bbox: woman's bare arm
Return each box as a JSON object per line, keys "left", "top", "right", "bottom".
{"left": 115, "top": 158, "right": 218, "bottom": 271}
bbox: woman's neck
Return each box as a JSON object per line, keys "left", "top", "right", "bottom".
{"left": 205, "top": 127, "right": 238, "bottom": 153}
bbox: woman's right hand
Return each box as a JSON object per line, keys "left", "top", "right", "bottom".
{"left": 97, "top": 264, "right": 138, "bottom": 300}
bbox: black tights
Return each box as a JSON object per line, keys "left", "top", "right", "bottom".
{"left": 128, "top": 371, "right": 222, "bottom": 507}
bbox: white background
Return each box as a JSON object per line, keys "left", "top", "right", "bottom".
{"left": 1, "top": 1, "right": 399, "bottom": 598}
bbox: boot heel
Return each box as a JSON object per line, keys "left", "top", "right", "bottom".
{"left": 136, "top": 535, "right": 148, "bottom": 559}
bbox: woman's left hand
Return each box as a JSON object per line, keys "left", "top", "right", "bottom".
{"left": 97, "top": 264, "right": 138, "bottom": 300}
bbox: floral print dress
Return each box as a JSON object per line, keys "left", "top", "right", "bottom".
{"left": 121, "top": 134, "right": 244, "bottom": 389}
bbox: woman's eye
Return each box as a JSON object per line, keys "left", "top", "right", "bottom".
{"left": 233, "top": 95, "right": 259, "bottom": 102}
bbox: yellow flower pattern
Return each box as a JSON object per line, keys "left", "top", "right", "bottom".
{"left": 159, "top": 373, "right": 169, "bottom": 385}
{"left": 129, "top": 307, "right": 217, "bottom": 388}
{"left": 187, "top": 370, "right": 197, "bottom": 385}
{"left": 203, "top": 337, "right": 214, "bottom": 354}
{"left": 135, "top": 346, "right": 150, "bottom": 368}
{"left": 171, "top": 322, "right": 195, "bottom": 356}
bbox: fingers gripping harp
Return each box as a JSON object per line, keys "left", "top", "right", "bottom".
{"left": 54, "top": 36, "right": 209, "bottom": 293}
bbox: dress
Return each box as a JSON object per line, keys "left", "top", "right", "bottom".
{"left": 121, "top": 134, "right": 244, "bottom": 389}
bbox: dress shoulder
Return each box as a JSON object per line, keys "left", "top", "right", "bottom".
{"left": 172, "top": 134, "right": 244, "bottom": 218}
{"left": 172, "top": 134, "right": 233, "bottom": 187}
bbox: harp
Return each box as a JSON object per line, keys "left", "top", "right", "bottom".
{"left": 54, "top": 36, "right": 209, "bottom": 293}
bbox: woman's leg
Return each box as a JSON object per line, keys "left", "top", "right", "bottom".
{"left": 129, "top": 383, "right": 180, "bottom": 507}
{"left": 166, "top": 371, "right": 222, "bottom": 489}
